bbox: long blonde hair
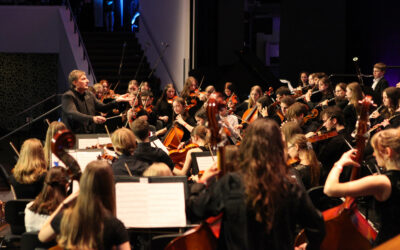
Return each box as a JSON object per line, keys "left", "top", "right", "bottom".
{"left": 13, "top": 138, "right": 47, "bottom": 184}
{"left": 44, "top": 121, "right": 67, "bottom": 168}
{"left": 58, "top": 160, "right": 115, "bottom": 249}
{"left": 371, "top": 128, "right": 400, "bottom": 166}
{"left": 247, "top": 85, "right": 263, "bottom": 109}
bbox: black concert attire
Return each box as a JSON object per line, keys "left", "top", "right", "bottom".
{"left": 184, "top": 93, "right": 204, "bottom": 117}
{"left": 316, "top": 129, "right": 353, "bottom": 181}
{"left": 112, "top": 154, "right": 150, "bottom": 176}
{"left": 8, "top": 173, "right": 46, "bottom": 199}
{"left": 188, "top": 172, "right": 325, "bottom": 250}
{"left": 374, "top": 170, "right": 400, "bottom": 245}
{"left": 235, "top": 101, "right": 250, "bottom": 117}
{"left": 154, "top": 98, "right": 174, "bottom": 127}
{"left": 371, "top": 77, "right": 389, "bottom": 106}
{"left": 343, "top": 104, "right": 358, "bottom": 134}
{"left": 292, "top": 162, "right": 322, "bottom": 190}
{"left": 334, "top": 98, "right": 348, "bottom": 111}
{"left": 51, "top": 211, "right": 129, "bottom": 250}
{"left": 387, "top": 111, "right": 400, "bottom": 129}
{"left": 133, "top": 142, "right": 174, "bottom": 170}
{"left": 307, "top": 91, "right": 335, "bottom": 110}
{"left": 61, "top": 88, "right": 118, "bottom": 134}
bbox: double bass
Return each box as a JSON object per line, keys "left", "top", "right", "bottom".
{"left": 296, "top": 96, "right": 377, "bottom": 249}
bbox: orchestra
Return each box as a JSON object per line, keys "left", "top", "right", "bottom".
{"left": 3, "top": 62, "right": 400, "bottom": 250}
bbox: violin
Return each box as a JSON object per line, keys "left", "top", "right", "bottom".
{"left": 167, "top": 95, "right": 178, "bottom": 105}
{"left": 287, "top": 157, "right": 300, "bottom": 166}
{"left": 307, "top": 130, "right": 338, "bottom": 143}
{"left": 303, "top": 108, "right": 319, "bottom": 124}
{"left": 226, "top": 93, "right": 238, "bottom": 114}
{"left": 168, "top": 143, "right": 199, "bottom": 170}
{"left": 186, "top": 89, "right": 206, "bottom": 112}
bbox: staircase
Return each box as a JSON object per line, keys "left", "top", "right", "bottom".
{"left": 82, "top": 32, "right": 159, "bottom": 93}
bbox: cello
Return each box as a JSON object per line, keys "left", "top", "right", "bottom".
{"left": 296, "top": 96, "right": 377, "bottom": 249}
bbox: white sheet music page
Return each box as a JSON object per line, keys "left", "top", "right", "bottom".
{"left": 196, "top": 156, "right": 215, "bottom": 172}
{"left": 116, "top": 182, "right": 186, "bottom": 228}
{"left": 77, "top": 138, "right": 98, "bottom": 149}
{"left": 76, "top": 151, "right": 101, "bottom": 172}
{"left": 98, "top": 136, "right": 112, "bottom": 145}
{"left": 151, "top": 138, "right": 169, "bottom": 154}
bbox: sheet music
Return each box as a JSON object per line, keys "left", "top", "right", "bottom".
{"left": 75, "top": 151, "right": 101, "bottom": 172}
{"left": 116, "top": 182, "right": 186, "bottom": 228}
{"left": 98, "top": 136, "right": 112, "bottom": 145}
{"left": 151, "top": 138, "right": 169, "bottom": 154}
{"left": 77, "top": 138, "right": 98, "bottom": 149}
{"left": 196, "top": 156, "right": 215, "bottom": 172}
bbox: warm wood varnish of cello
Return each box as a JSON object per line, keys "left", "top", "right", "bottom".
{"left": 165, "top": 223, "right": 217, "bottom": 250}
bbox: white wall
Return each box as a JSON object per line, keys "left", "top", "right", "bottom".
{"left": 136, "top": 0, "right": 190, "bottom": 91}
{"left": 0, "top": 6, "right": 95, "bottom": 90}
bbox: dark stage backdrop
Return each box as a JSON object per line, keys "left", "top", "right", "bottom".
{"left": 0, "top": 53, "right": 58, "bottom": 132}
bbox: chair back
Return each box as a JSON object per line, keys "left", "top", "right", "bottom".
{"left": 5, "top": 199, "right": 32, "bottom": 235}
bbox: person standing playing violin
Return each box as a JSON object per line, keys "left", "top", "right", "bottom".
{"left": 61, "top": 70, "right": 132, "bottom": 134}
{"left": 324, "top": 127, "right": 400, "bottom": 246}
{"left": 155, "top": 83, "right": 177, "bottom": 127}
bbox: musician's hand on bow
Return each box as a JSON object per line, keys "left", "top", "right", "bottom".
{"left": 115, "top": 93, "right": 132, "bottom": 103}
{"left": 370, "top": 110, "right": 380, "bottom": 119}
{"left": 176, "top": 114, "right": 185, "bottom": 125}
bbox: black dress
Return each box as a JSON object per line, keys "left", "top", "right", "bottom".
{"left": 188, "top": 172, "right": 325, "bottom": 250}
{"left": 374, "top": 170, "right": 400, "bottom": 245}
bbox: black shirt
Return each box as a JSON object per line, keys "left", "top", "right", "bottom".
{"left": 188, "top": 172, "right": 325, "bottom": 250}
{"left": 51, "top": 211, "right": 129, "bottom": 250}
{"left": 8, "top": 173, "right": 46, "bottom": 199}
{"left": 61, "top": 88, "right": 118, "bottom": 134}
{"left": 134, "top": 142, "right": 174, "bottom": 170}
{"left": 112, "top": 154, "right": 151, "bottom": 176}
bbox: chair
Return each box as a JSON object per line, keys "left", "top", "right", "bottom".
{"left": 21, "top": 231, "right": 57, "bottom": 250}
{"left": 307, "top": 186, "right": 343, "bottom": 211}
{"left": 5, "top": 199, "right": 32, "bottom": 235}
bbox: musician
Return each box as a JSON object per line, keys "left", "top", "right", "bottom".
{"left": 188, "top": 119, "right": 325, "bottom": 249}
{"left": 298, "top": 71, "right": 309, "bottom": 88}
{"left": 277, "top": 96, "right": 295, "bottom": 123}
{"left": 275, "top": 86, "right": 291, "bottom": 103}
{"left": 305, "top": 76, "right": 334, "bottom": 109}
{"left": 286, "top": 102, "right": 319, "bottom": 134}
{"left": 9, "top": 138, "right": 47, "bottom": 199}
{"left": 154, "top": 83, "right": 177, "bottom": 127}
{"left": 173, "top": 125, "right": 209, "bottom": 176}
{"left": 371, "top": 62, "right": 389, "bottom": 106}
{"left": 111, "top": 128, "right": 150, "bottom": 176}
{"left": 224, "top": 81, "right": 239, "bottom": 113}
{"left": 100, "top": 79, "right": 115, "bottom": 101}
{"left": 324, "top": 127, "right": 400, "bottom": 245}
{"left": 219, "top": 105, "right": 240, "bottom": 140}
{"left": 317, "top": 107, "right": 352, "bottom": 180}
{"left": 61, "top": 70, "right": 131, "bottom": 134}
{"left": 25, "top": 167, "right": 69, "bottom": 232}
{"left": 43, "top": 121, "right": 67, "bottom": 168}
{"left": 93, "top": 83, "right": 104, "bottom": 100}
{"left": 194, "top": 108, "right": 207, "bottom": 126}
{"left": 139, "top": 90, "right": 157, "bottom": 127}
{"left": 132, "top": 119, "right": 174, "bottom": 171}
{"left": 143, "top": 163, "right": 173, "bottom": 177}
{"left": 343, "top": 82, "right": 363, "bottom": 134}
{"left": 181, "top": 76, "right": 204, "bottom": 116}
{"left": 39, "top": 160, "right": 130, "bottom": 249}
{"left": 370, "top": 87, "right": 400, "bottom": 124}
{"left": 127, "top": 79, "right": 139, "bottom": 95}
{"left": 157, "top": 97, "right": 196, "bottom": 142}
{"left": 287, "top": 134, "right": 321, "bottom": 190}
{"left": 235, "top": 85, "right": 262, "bottom": 116}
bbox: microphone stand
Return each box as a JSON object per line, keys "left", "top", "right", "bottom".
{"left": 111, "top": 41, "right": 127, "bottom": 92}
{"left": 353, "top": 57, "right": 365, "bottom": 86}
{"left": 134, "top": 42, "right": 151, "bottom": 80}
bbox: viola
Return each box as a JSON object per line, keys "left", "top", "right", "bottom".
{"left": 226, "top": 93, "right": 238, "bottom": 114}
{"left": 186, "top": 89, "right": 205, "bottom": 112}
{"left": 287, "top": 157, "right": 300, "bottom": 166}
{"left": 169, "top": 143, "right": 199, "bottom": 169}
{"left": 167, "top": 95, "right": 178, "bottom": 105}
{"left": 307, "top": 130, "right": 338, "bottom": 143}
